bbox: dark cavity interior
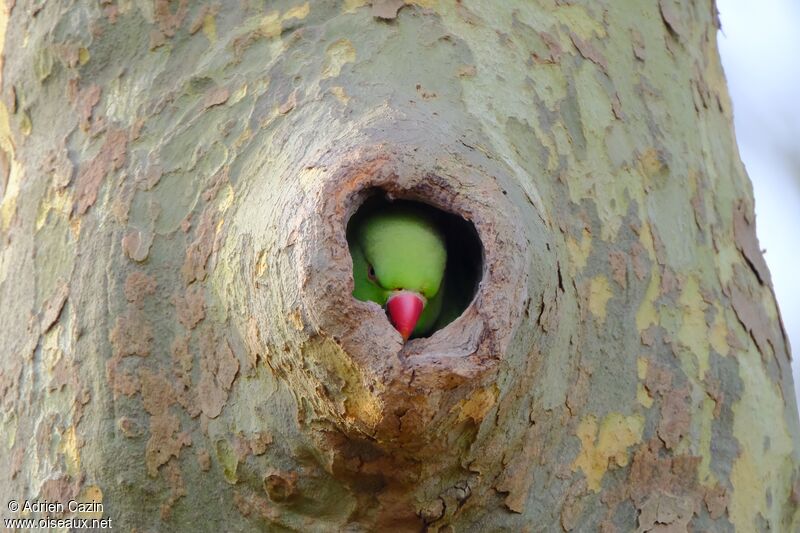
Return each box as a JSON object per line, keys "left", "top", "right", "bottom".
{"left": 347, "top": 192, "right": 484, "bottom": 339}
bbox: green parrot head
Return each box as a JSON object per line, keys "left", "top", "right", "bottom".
{"left": 348, "top": 204, "right": 447, "bottom": 340}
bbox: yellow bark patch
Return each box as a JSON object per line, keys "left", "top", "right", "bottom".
{"left": 78, "top": 47, "right": 90, "bottom": 65}
{"left": 637, "top": 357, "right": 648, "bottom": 381}
{"left": 677, "top": 275, "right": 709, "bottom": 378}
{"left": 709, "top": 303, "right": 730, "bottom": 356}
{"left": 75, "top": 485, "right": 104, "bottom": 519}
{"left": 638, "top": 147, "right": 666, "bottom": 179}
{"left": 558, "top": 5, "right": 607, "bottom": 40}
{"left": 202, "top": 13, "right": 217, "bottom": 42}
{"left": 408, "top": 0, "right": 439, "bottom": 9}
{"left": 572, "top": 413, "right": 644, "bottom": 492}
{"left": 330, "top": 86, "right": 350, "bottom": 104}
{"left": 343, "top": 0, "right": 368, "bottom": 13}
{"left": 61, "top": 425, "right": 81, "bottom": 476}
{"left": 638, "top": 220, "right": 657, "bottom": 258}
{"left": 297, "top": 164, "right": 327, "bottom": 190}
{"left": 255, "top": 249, "right": 268, "bottom": 279}
{"left": 2, "top": 411, "right": 17, "bottom": 448}
{"left": 714, "top": 240, "right": 738, "bottom": 286}
{"left": 304, "top": 337, "right": 383, "bottom": 429}
{"left": 635, "top": 264, "right": 660, "bottom": 333}
{"left": 456, "top": 385, "right": 499, "bottom": 423}
{"left": 637, "top": 383, "right": 653, "bottom": 408}
{"left": 636, "top": 357, "right": 653, "bottom": 408}
{"left": 260, "top": 12, "right": 281, "bottom": 38}
{"left": 36, "top": 187, "right": 74, "bottom": 231}
{"left": 258, "top": 4, "right": 310, "bottom": 40}
{"left": 0, "top": 3, "right": 7, "bottom": 61}
{"left": 289, "top": 309, "right": 304, "bottom": 330}
{"left": 229, "top": 83, "right": 249, "bottom": 105}
{"left": 729, "top": 345, "right": 795, "bottom": 530}
{"left": 283, "top": 2, "right": 310, "bottom": 21}
{"left": 19, "top": 112, "right": 32, "bottom": 136}
{"left": 697, "top": 396, "right": 716, "bottom": 486}
{"left": 566, "top": 228, "right": 591, "bottom": 276}
{"left": 588, "top": 275, "right": 612, "bottom": 323}
{"left": 0, "top": 107, "right": 20, "bottom": 231}
{"left": 42, "top": 325, "right": 63, "bottom": 370}
{"left": 217, "top": 184, "right": 234, "bottom": 213}
{"left": 216, "top": 439, "right": 239, "bottom": 484}
{"left": 323, "top": 39, "right": 356, "bottom": 79}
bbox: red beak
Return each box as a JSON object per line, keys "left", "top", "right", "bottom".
{"left": 386, "top": 292, "right": 425, "bottom": 341}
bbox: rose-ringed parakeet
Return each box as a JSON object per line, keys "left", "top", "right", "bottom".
{"left": 348, "top": 202, "right": 451, "bottom": 340}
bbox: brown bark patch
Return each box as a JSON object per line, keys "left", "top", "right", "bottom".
{"left": 570, "top": 33, "right": 609, "bottom": 73}
{"left": 139, "top": 367, "right": 177, "bottom": 415}
{"left": 39, "top": 476, "right": 81, "bottom": 515}
{"left": 244, "top": 317, "right": 266, "bottom": 373}
{"left": 40, "top": 281, "right": 69, "bottom": 333}
{"left": 703, "top": 483, "right": 729, "bottom": 520}
{"left": 154, "top": 0, "right": 188, "bottom": 37}
{"left": 659, "top": 0, "right": 684, "bottom": 37}
{"left": 644, "top": 359, "right": 673, "bottom": 396}
{"left": 609, "top": 250, "right": 627, "bottom": 288}
{"left": 48, "top": 355, "right": 75, "bottom": 392}
{"left": 160, "top": 459, "right": 187, "bottom": 521}
{"left": 146, "top": 412, "right": 192, "bottom": 477}
{"left": 73, "top": 83, "right": 101, "bottom": 132}
{"left": 732, "top": 200, "right": 771, "bottom": 286}
{"left": 10, "top": 447, "right": 24, "bottom": 480}
{"left": 728, "top": 271, "right": 783, "bottom": 361}
{"left": 618, "top": 439, "right": 703, "bottom": 529}
{"left": 106, "top": 357, "right": 141, "bottom": 398}
{"left": 658, "top": 386, "right": 691, "bottom": 450}
{"left": 0, "top": 361, "right": 22, "bottom": 411}
{"left": 124, "top": 271, "right": 157, "bottom": 306}
{"left": 171, "top": 334, "right": 199, "bottom": 416}
{"left": 560, "top": 479, "right": 589, "bottom": 531}
{"left": 631, "top": 241, "right": 650, "bottom": 281}
{"left": 197, "top": 332, "right": 240, "bottom": 418}
{"left": 631, "top": 29, "right": 646, "bottom": 61}
{"left": 42, "top": 145, "right": 74, "bottom": 189}
{"left": 117, "top": 417, "right": 142, "bottom": 438}
{"left": 233, "top": 489, "right": 280, "bottom": 521}
{"left": 201, "top": 166, "right": 230, "bottom": 203}
{"left": 278, "top": 89, "right": 298, "bottom": 115}
{"left": 110, "top": 308, "right": 153, "bottom": 358}
{"left": 182, "top": 208, "right": 216, "bottom": 284}
{"left": 196, "top": 448, "right": 211, "bottom": 471}
{"left": 372, "top": 0, "right": 405, "bottom": 20}
{"left": 173, "top": 285, "right": 206, "bottom": 330}
{"left": 249, "top": 431, "right": 273, "bottom": 455}
{"left": 495, "top": 424, "right": 540, "bottom": 513}
{"left": 171, "top": 334, "right": 193, "bottom": 385}
{"left": 637, "top": 491, "right": 695, "bottom": 532}
{"left": 74, "top": 129, "right": 128, "bottom": 216}
{"left": 203, "top": 86, "right": 229, "bottom": 110}
{"left": 137, "top": 162, "right": 163, "bottom": 191}
{"left": 532, "top": 31, "right": 563, "bottom": 64}
{"left": 263, "top": 470, "right": 299, "bottom": 503}
{"left": 122, "top": 227, "right": 154, "bottom": 262}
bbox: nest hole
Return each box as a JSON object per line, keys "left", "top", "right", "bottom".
{"left": 346, "top": 191, "right": 484, "bottom": 339}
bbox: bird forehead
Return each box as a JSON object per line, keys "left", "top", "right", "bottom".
{"left": 360, "top": 216, "right": 446, "bottom": 289}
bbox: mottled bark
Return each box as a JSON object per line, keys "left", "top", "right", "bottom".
{"left": 0, "top": 1, "right": 798, "bottom": 531}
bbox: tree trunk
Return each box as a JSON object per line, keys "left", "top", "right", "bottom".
{"left": 1, "top": 1, "right": 798, "bottom": 531}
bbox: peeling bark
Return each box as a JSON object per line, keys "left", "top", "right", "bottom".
{"left": 1, "top": 1, "right": 798, "bottom": 531}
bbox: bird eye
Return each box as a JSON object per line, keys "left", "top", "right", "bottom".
{"left": 367, "top": 264, "right": 377, "bottom": 282}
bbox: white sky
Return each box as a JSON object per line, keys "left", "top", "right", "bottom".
{"left": 716, "top": 0, "right": 800, "bottom": 403}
